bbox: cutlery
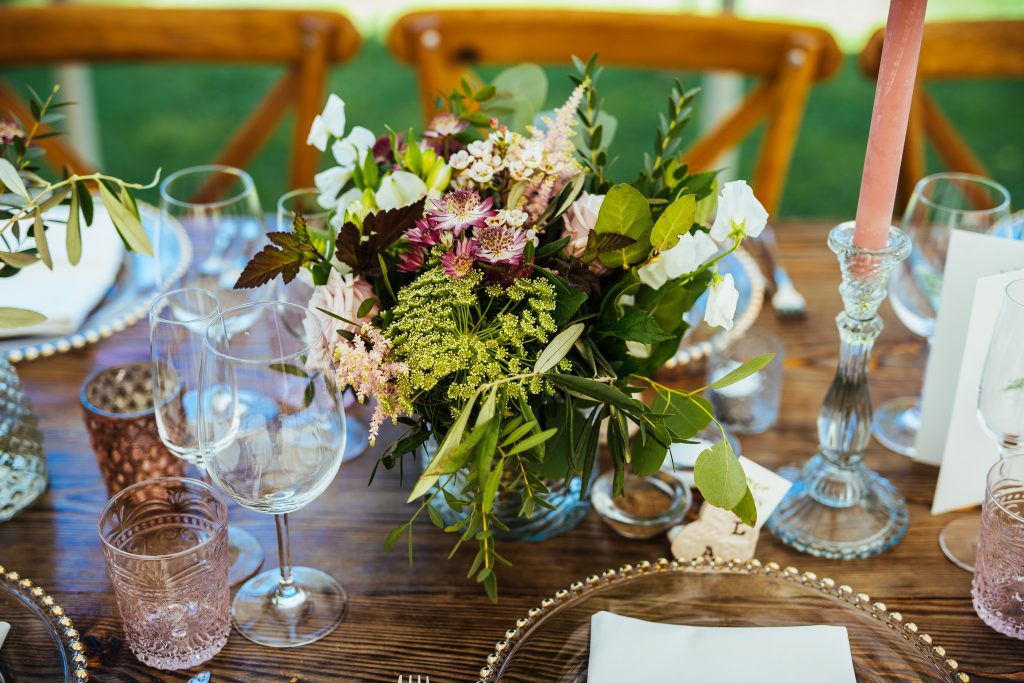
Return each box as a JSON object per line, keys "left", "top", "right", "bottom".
{"left": 757, "top": 225, "right": 806, "bottom": 318}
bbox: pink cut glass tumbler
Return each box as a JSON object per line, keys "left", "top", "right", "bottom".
{"left": 98, "top": 477, "right": 231, "bottom": 668}
{"left": 973, "top": 453, "right": 1024, "bottom": 639}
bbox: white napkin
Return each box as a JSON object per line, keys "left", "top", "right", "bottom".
{"left": 0, "top": 203, "right": 125, "bottom": 338}
{"left": 0, "top": 620, "right": 9, "bottom": 650}
{"left": 588, "top": 611, "right": 856, "bottom": 683}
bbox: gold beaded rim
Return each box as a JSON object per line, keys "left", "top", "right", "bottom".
{"left": 0, "top": 564, "right": 89, "bottom": 682}
{"left": 477, "top": 556, "right": 969, "bottom": 683}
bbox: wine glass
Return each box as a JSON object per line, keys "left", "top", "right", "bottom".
{"left": 873, "top": 173, "right": 1011, "bottom": 456}
{"left": 940, "top": 277, "right": 1024, "bottom": 571}
{"left": 198, "top": 301, "right": 347, "bottom": 647}
{"left": 148, "top": 288, "right": 264, "bottom": 585}
{"left": 276, "top": 188, "right": 369, "bottom": 463}
{"left": 156, "top": 165, "right": 271, "bottom": 330}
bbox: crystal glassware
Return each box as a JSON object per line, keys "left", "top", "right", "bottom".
{"left": 939, "top": 277, "right": 1024, "bottom": 571}
{"left": 873, "top": 173, "right": 1011, "bottom": 456}
{"left": 767, "top": 222, "right": 911, "bottom": 558}
{"left": 98, "top": 477, "right": 231, "bottom": 670}
{"left": 80, "top": 363, "right": 186, "bottom": 496}
{"left": 198, "top": 301, "right": 347, "bottom": 647}
{"left": 973, "top": 453, "right": 1024, "bottom": 639}
{"left": 276, "top": 188, "right": 369, "bottom": 463}
{"left": 157, "top": 165, "right": 270, "bottom": 327}
{"left": 707, "top": 327, "right": 784, "bottom": 434}
{"left": 0, "top": 357, "right": 46, "bottom": 521}
{"left": 149, "top": 288, "right": 264, "bottom": 585}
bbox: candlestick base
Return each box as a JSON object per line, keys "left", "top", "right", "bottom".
{"left": 766, "top": 222, "right": 911, "bottom": 559}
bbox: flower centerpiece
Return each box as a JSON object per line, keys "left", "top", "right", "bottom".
{"left": 236, "top": 56, "right": 773, "bottom": 600}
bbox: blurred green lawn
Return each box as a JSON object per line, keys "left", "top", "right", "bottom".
{"left": 5, "top": 39, "right": 1022, "bottom": 218}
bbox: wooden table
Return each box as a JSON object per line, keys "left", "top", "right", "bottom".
{"left": 3, "top": 221, "right": 1022, "bottom": 682}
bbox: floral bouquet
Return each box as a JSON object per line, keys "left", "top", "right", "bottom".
{"left": 237, "top": 56, "right": 773, "bottom": 599}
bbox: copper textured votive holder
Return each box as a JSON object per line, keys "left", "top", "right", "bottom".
{"left": 80, "top": 363, "right": 185, "bottom": 496}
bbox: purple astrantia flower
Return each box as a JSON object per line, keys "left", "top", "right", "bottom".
{"left": 427, "top": 190, "right": 496, "bottom": 236}
{"left": 425, "top": 112, "right": 468, "bottom": 139}
{"left": 474, "top": 222, "right": 530, "bottom": 266}
{"left": 406, "top": 218, "right": 440, "bottom": 248}
{"left": 0, "top": 118, "right": 23, "bottom": 145}
{"left": 441, "top": 239, "right": 479, "bottom": 279}
{"left": 397, "top": 247, "right": 425, "bottom": 273}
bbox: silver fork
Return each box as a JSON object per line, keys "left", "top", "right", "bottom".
{"left": 397, "top": 677, "right": 430, "bottom": 683}
{"left": 757, "top": 224, "right": 806, "bottom": 318}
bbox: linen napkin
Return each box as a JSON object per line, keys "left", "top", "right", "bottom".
{"left": 588, "top": 611, "right": 856, "bottom": 683}
{"left": 0, "top": 203, "right": 125, "bottom": 338}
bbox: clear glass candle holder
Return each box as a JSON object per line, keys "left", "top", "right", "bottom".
{"left": 707, "top": 328, "right": 784, "bottom": 434}
{"left": 973, "top": 454, "right": 1024, "bottom": 639}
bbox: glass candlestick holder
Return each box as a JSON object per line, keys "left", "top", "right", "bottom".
{"left": 767, "top": 221, "right": 911, "bottom": 558}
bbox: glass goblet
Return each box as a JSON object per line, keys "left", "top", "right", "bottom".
{"left": 149, "top": 288, "right": 264, "bottom": 585}
{"left": 940, "top": 278, "right": 1024, "bottom": 571}
{"left": 276, "top": 187, "right": 370, "bottom": 463}
{"left": 874, "top": 173, "right": 1011, "bottom": 456}
{"left": 199, "top": 301, "right": 347, "bottom": 647}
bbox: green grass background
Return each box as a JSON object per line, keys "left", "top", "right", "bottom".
{"left": 4, "top": 37, "right": 1022, "bottom": 218}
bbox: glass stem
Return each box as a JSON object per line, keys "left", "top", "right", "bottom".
{"left": 273, "top": 513, "right": 299, "bottom": 602}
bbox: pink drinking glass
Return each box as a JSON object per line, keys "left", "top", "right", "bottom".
{"left": 98, "top": 477, "right": 231, "bottom": 669}
{"left": 973, "top": 453, "right": 1024, "bottom": 639}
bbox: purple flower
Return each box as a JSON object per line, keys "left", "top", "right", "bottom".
{"left": 475, "top": 222, "right": 529, "bottom": 266}
{"left": 427, "top": 190, "right": 496, "bottom": 236}
{"left": 406, "top": 218, "right": 440, "bottom": 247}
{"left": 0, "top": 118, "right": 23, "bottom": 145}
{"left": 441, "top": 239, "right": 479, "bottom": 279}
{"left": 425, "top": 112, "right": 468, "bottom": 139}
{"left": 397, "top": 247, "right": 425, "bottom": 273}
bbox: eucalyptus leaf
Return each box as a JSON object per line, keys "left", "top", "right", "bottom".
{"left": 709, "top": 353, "right": 775, "bottom": 390}
{"left": 534, "top": 322, "right": 584, "bottom": 373}
{"left": 0, "top": 251, "right": 38, "bottom": 268}
{"left": 66, "top": 186, "right": 82, "bottom": 265}
{"left": 693, "top": 442, "right": 747, "bottom": 509}
{"left": 409, "top": 391, "right": 479, "bottom": 501}
{"left": 505, "top": 428, "right": 557, "bottom": 456}
{"left": 33, "top": 210, "right": 51, "bottom": 269}
{"left": 0, "top": 306, "right": 46, "bottom": 328}
{"left": 732, "top": 488, "right": 757, "bottom": 527}
{"left": 98, "top": 181, "right": 153, "bottom": 256}
{"left": 0, "top": 158, "right": 29, "bottom": 199}
{"left": 546, "top": 374, "right": 641, "bottom": 414}
{"left": 268, "top": 362, "right": 308, "bottom": 378}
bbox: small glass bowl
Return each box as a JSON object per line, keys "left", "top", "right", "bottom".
{"left": 592, "top": 470, "right": 693, "bottom": 539}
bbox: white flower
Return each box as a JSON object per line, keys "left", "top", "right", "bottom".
{"left": 375, "top": 171, "right": 427, "bottom": 211}
{"left": 660, "top": 231, "right": 719, "bottom": 278}
{"left": 328, "top": 187, "right": 364, "bottom": 229}
{"left": 467, "top": 140, "right": 494, "bottom": 159}
{"left": 305, "top": 270, "right": 378, "bottom": 363}
{"left": 467, "top": 160, "right": 495, "bottom": 184}
{"left": 709, "top": 180, "right": 768, "bottom": 242}
{"left": 561, "top": 193, "right": 605, "bottom": 258}
{"left": 448, "top": 150, "right": 472, "bottom": 170}
{"left": 625, "top": 341, "right": 652, "bottom": 359}
{"left": 637, "top": 259, "right": 671, "bottom": 290}
{"left": 501, "top": 208, "right": 529, "bottom": 228}
{"left": 331, "top": 125, "right": 376, "bottom": 168}
{"left": 520, "top": 142, "right": 544, "bottom": 169}
{"left": 306, "top": 94, "right": 346, "bottom": 151}
{"left": 314, "top": 166, "right": 352, "bottom": 208}
{"left": 705, "top": 273, "right": 739, "bottom": 330}
{"left": 506, "top": 159, "right": 533, "bottom": 181}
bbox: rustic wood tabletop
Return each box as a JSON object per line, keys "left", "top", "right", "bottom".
{"left": 2, "top": 221, "right": 1022, "bottom": 682}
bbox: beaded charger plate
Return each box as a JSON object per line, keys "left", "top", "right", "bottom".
{"left": 480, "top": 558, "right": 968, "bottom": 683}
{"left": 0, "top": 565, "right": 88, "bottom": 681}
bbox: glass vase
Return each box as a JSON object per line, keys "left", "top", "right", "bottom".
{"left": 0, "top": 357, "right": 47, "bottom": 521}
{"left": 418, "top": 437, "right": 593, "bottom": 542}
{"left": 767, "top": 222, "right": 911, "bottom": 558}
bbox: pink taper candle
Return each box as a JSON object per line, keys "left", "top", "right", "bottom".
{"left": 854, "top": 0, "right": 928, "bottom": 249}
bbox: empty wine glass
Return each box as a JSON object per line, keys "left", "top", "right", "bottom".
{"left": 874, "top": 173, "right": 1011, "bottom": 456}
{"left": 149, "top": 288, "right": 264, "bottom": 585}
{"left": 198, "top": 301, "right": 347, "bottom": 647}
{"left": 940, "top": 278, "right": 1024, "bottom": 571}
{"left": 276, "top": 188, "right": 369, "bottom": 463}
{"left": 157, "top": 165, "right": 271, "bottom": 330}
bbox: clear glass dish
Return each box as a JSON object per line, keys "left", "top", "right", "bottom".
{"left": 480, "top": 558, "right": 968, "bottom": 683}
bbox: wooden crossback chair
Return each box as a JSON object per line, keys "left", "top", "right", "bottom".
{"left": 0, "top": 6, "right": 361, "bottom": 198}
{"left": 387, "top": 10, "right": 842, "bottom": 215}
{"left": 860, "top": 20, "right": 1024, "bottom": 208}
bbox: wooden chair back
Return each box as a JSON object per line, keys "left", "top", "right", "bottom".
{"left": 0, "top": 6, "right": 361, "bottom": 197}
{"left": 387, "top": 10, "right": 842, "bottom": 215}
{"left": 860, "top": 20, "right": 1024, "bottom": 207}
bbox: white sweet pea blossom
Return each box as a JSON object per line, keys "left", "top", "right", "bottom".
{"left": 637, "top": 231, "right": 719, "bottom": 290}
{"left": 709, "top": 180, "right": 768, "bottom": 242}
{"left": 315, "top": 166, "right": 352, "bottom": 208}
{"left": 705, "top": 273, "right": 739, "bottom": 330}
{"left": 331, "top": 125, "right": 376, "bottom": 167}
{"left": 306, "top": 94, "right": 346, "bottom": 151}
{"left": 375, "top": 171, "right": 427, "bottom": 211}
{"left": 329, "top": 187, "right": 364, "bottom": 229}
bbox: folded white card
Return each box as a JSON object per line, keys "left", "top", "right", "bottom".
{"left": 915, "top": 230, "right": 1024, "bottom": 464}
{"left": 588, "top": 611, "right": 856, "bottom": 683}
{"left": 932, "top": 268, "right": 1024, "bottom": 514}
{"left": 0, "top": 203, "right": 124, "bottom": 338}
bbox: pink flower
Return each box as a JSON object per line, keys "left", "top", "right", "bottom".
{"left": 441, "top": 239, "right": 478, "bottom": 279}
{"left": 474, "top": 222, "right": 530, "bottom": 266}
{"left": 306, "top": 270, "right": 378, "bottom": 359}
{"left": 334, "top": 324, "right": 409, "bottom": 445}
{"left": 397, "top": 247, "right": 424, "bottom": 273}
{"left": 0, "top": 118, "right": 23, "bottom": 145}
{"left": 406, "top": 218, "right": 440, "bottom": 247}
{"left": 561, "top": 193, "right": 605, "bottom": 258}
{"left": 427, "top": 190, "right": 496, "bottom": 235}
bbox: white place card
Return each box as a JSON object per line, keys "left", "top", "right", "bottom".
{"left": 932, "top": 268, "right": 1024, "bottom": 514}
{"left": 915, "top": 230, "right": 1024, "bottom": 464}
